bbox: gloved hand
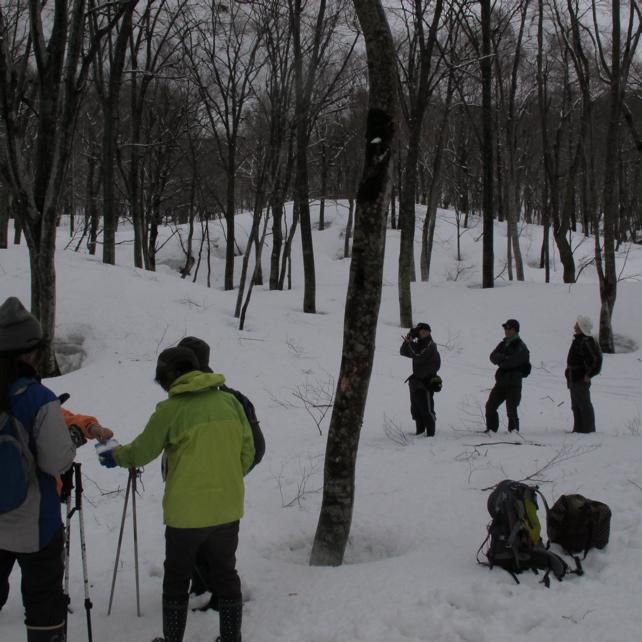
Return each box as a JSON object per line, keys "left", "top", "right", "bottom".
{"left": 99, "top": 449, "right": 119, "bottom": 468}
{"left": 96, "top": 438, "right": 121, "bottom": 468}
{"left": 68, "top": 425, "right": 87, "bottom": 448}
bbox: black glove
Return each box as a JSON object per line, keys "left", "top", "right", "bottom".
{"left": 60, "top": 468, "right": 74, "bottom": 503}
{"left": 68, "top": 425, "right": 87, "bottom": 448}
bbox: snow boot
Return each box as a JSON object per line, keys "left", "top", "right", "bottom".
{"left": 161, "top": 596, "right": 189, "bottom": 642}
{"left": 26, "top": 622, "right": 66, "bottom": 642}
{"left": 217, "top": 598, "right": 242, "bottom": 642}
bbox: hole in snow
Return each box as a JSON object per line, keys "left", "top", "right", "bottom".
{"left": 613, "top": 333, "right": 638, "bottom": 354}
{"left": 54, "top": 332, "right": 87, "bottom": 374}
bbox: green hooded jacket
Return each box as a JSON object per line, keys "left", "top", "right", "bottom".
{"left": 113, "top": 371, "right": 255, "bottom": 528}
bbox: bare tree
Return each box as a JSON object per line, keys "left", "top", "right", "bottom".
{"left": 310, "top": 0, "right": 399, "bottom": 567}
{"left": 92, "top": 1, "right": 135, "bottom": 265}
{"left": 592, "top": 0, "right": 641, "bottom": 351}
{"left": 181, "top": 1, "right": 266, "bottom": 290}
{"left": 394, "top": 0, "right": 445, "bottom": 327}
{"left": 0, "top": 0, "right": 133, "bottom": 374}
{"left": 289, "top": 0, "right": 358, "bottom": 313}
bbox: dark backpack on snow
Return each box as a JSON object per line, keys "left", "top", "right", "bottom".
{"left": 478, "top": 479, "right": 583, "bottom": 586}
{"left": 0, "top": 413, "right": 34, "bottom": 514}
{"left": 547, "top": 494, "right": 611, "bottom": 557}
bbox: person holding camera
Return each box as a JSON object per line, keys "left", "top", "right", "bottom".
{"left": 400, "top": 322, "right": 441, "bottom": 436}
{"left": 484, "top": 318, "right": 530, "bottom": 434}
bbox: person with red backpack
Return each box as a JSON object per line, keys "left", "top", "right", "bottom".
{"left": 565, "top": 316, "right": 602, "bottom": 433}
{"left": 0, "top": 297, "right": 76, "bottom": 642}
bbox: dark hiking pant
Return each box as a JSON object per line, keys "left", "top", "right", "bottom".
{"left": 569, "top": 380, "right": 595, "bottom": 433}
{"left": 485, "top": 383, "right": 522, "bottom": 432}
{"left": 408, "top": 378, "right": 436, "bottom": 436}
{"left": 0, "top": 527, "right": 66, "bottom": 629}
{"left": 164, "top": 522, "right": 241, "bottom": 604}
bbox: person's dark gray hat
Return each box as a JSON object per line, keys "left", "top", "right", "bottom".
{"left": 415, "top": 322, "right": 431, "bottom": 333}
{"left": 177, "top": 336, "right": 212, "bottom": 372}
{"left": 502, "top": 319, "right": 520, "bottom": 332}
{"left": 155, "top": 347, "right": 200, "bottom": 388}
{"left": 0, "top": 297, "right": 43, "bottom": 353}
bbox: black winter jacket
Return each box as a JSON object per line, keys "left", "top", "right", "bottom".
{"left": 490, "top": 335, "right": 530, "bottom": 385}
{"left": 400, "top": 337, "right": 441, "bottom": 383}
{"left": 566, "top": 334, "right": 602, "bottom": 383}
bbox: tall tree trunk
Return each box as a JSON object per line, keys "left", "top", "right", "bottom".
{"left": 397, "top": 0, "right": 444, "bottom": 326}
{"left": 597, "top": 0, "right": 625, "bottom": 353}
{"left": 224, "top": 154, "right": 237, "bottom": 290}
{"left": 0, "top": 189, "right": 8, "bottom": 249}
{"left": 481, "top": 0, "right": 494, "bottom": 288}
{"left": 398, "top": 143, "right": 418, "bottom": 327}
{"left": 343, "top": 197, "right": 354, "bottom": 258}
{"left": 99, "top": 5, "right": 133, "bottom": 266}
{"left": 310, "top": 0, "right": 399, "bottom": 567}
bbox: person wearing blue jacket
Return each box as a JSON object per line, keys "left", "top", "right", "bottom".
{"left": 0, "top": 297, "right": 76, "bottom": 642}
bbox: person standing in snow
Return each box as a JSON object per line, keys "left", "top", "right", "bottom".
{"left": 1, "top": 403, "right": 113, "bottom": 616}
{"left": 565, "top": 316, "right": 602, "bottom": 433}
{"left": 98, "top": 346, "right": 254, "bottom": 642}
{"left": 485, "top": 319, "right": 530, "bottom": 434}
{"left": 400, "top": 322, "right": 441, "bottom": 436}
{"left": 177, "top": 336, "right": 264, "bottom": 612}
{"left": 0, "top": 297, "right": 76, "bottom": 642}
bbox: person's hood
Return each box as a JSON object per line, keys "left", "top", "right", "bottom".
{"left": 168, "top": 370, "right": 226, "bottom": 397}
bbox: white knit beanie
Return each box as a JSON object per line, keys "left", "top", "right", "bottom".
{"left": 576, "top": 315, "right": 593, "bottom": 336}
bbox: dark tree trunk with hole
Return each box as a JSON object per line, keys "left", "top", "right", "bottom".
{"left": 310, "top": 0, "right": 399, "bottom": 567}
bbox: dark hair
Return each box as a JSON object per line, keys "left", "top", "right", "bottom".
{"left": 155, "top": 347, "right": 200, "bottom": 391}
{"left": 177, "top": 336, "right": 211, "bottom": 372}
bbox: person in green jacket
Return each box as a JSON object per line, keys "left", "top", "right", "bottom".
{"left": 99, "top": 346, "right": 254, "bottom": 642}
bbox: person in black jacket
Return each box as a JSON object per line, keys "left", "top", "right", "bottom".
{"left": 400, "top": 323, "right": 441, "bottom": 436}
{"left": 565, "top": 316, "right": 602, "bottom": 433}
{"left": 485, "top": 319, "right": 530, "bottom": 433}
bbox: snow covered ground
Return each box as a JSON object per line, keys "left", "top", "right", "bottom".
{"left": 2, "top": 202, "right": 642, "bottom": 642}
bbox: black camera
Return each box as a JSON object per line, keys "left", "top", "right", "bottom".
{"left": 409, "top": 327, "right": 420, "bottom": 339}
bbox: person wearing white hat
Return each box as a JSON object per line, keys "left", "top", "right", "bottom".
{"left": 565, "top": 316, "right": 603, "bottom": 433}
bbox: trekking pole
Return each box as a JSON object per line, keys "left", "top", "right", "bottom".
{"left": 62, "top": 469, "right": 74, "bottom": 641}
{"left": 73, "top": 463, "right": 94, "bottom": 642}
{"left": 63, "top": 480, "right": 73, "bottom": 609}
{"left": 130, "top": 468, "right": 141, "bottom": 617}
{"left": 107, "top": 469, "right": 132, "bottom": 616}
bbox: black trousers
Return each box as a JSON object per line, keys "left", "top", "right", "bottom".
{"left": 569, "top": 380, "right": 595, "bottom": 433}
{"left": 408, "top": 378, "right": 436, "bottom": 436}
{"left": 0, "top": 527, "right": 66, "bottom": 627}
{"left": 485, "top": 382, "right": 522, "bottom": 432}
{"left": 164, "top": 522, "right": 241, "bottom": 603}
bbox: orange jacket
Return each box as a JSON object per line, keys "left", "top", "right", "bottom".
{"left": 57, "top": 409, "right": 99, "bottom": 496}
{"left": 62, "top": 408, "right": 99, "bottom": 438}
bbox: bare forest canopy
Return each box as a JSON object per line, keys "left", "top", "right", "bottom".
{"left": 0, "top": 0, "right": 640, "bottom": 354}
